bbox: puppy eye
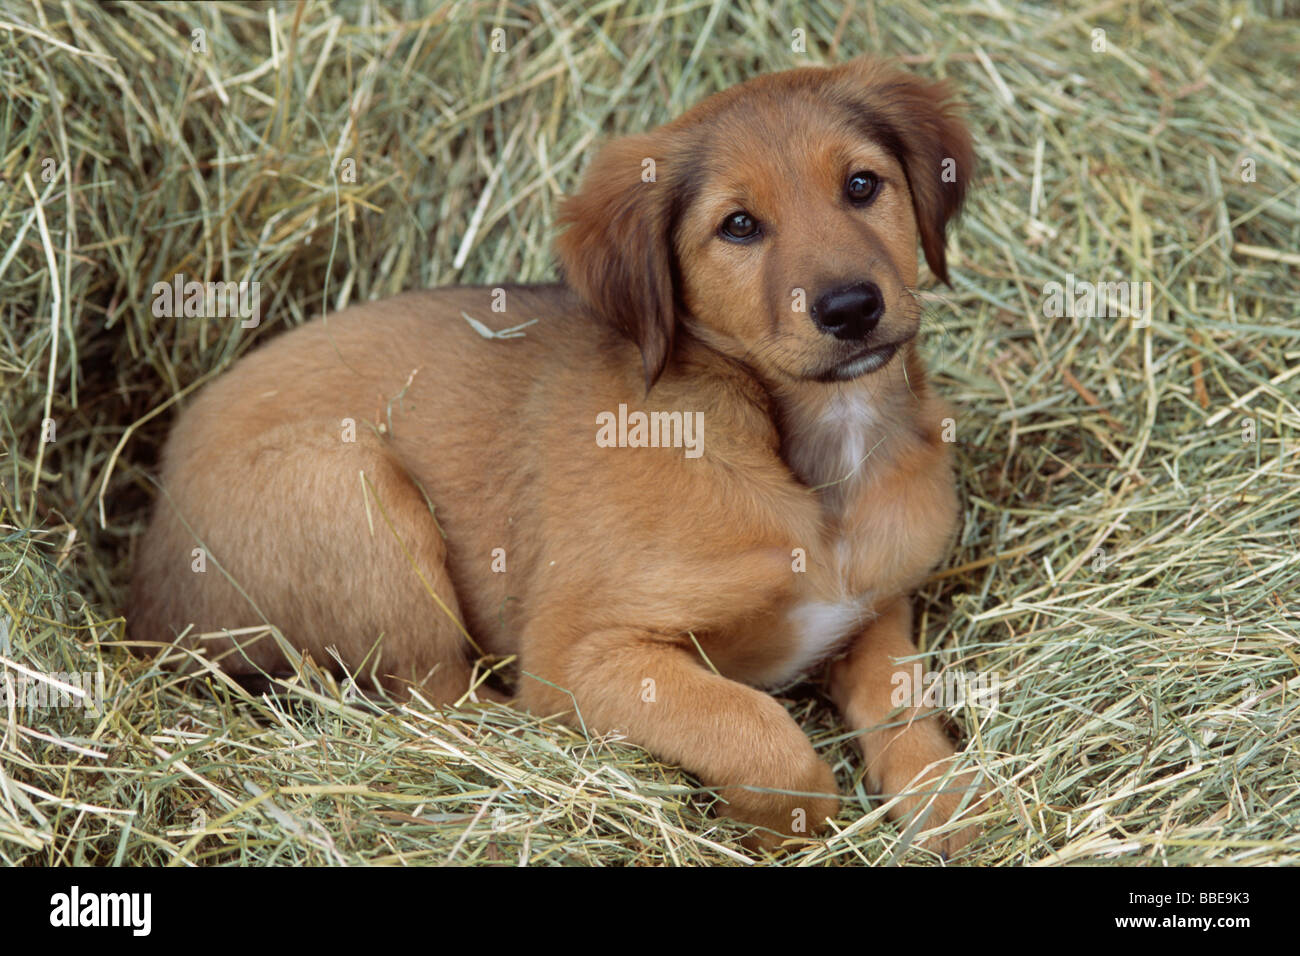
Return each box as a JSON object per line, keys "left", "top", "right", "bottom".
{"left": 846, "top": 171, "right": 881, "bottom": 205}
{"left": 719, "top": 211, "right": 760, "bottom": 242}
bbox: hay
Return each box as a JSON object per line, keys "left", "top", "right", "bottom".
{"left": 1, "top": 0, "right": 1297, "bottom": 865}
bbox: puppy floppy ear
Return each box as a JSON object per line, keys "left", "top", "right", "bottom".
{"left": 829, "top": 59, "right": 975, "bottom": 285}
{"left": 556, "top": 133, "right": 683, "bottom": 391}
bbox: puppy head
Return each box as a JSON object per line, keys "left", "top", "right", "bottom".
{"left": 556, "top": 58, "right": 974, "bottom": 389}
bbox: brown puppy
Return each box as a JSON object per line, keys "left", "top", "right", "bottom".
{"left": 131, "top": 57, "right": 982, "bottom": 853}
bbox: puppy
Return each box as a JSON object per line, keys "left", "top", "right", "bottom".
{"left": 131, "top": 57, "right": 983, "bottom": 853}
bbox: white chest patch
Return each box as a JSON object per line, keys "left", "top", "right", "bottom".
{"left": 772, "top": 596, "right": 873, "bottom": 685}
{"left": 822, "top": 392, "right": 879, "bottom": 482}
{"left": 767, "top": 389, "right": 884, "bottom": 685}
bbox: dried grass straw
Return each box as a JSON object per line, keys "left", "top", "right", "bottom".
{"left": 0, "top": 0, "right": 1296, "bottom": 865}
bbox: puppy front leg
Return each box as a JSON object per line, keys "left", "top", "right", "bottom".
{"left": 520, "top": 627, "right": 839, "bottom": 850}
{"left": 828, "top": 599, "right": 984, "bottom": 856}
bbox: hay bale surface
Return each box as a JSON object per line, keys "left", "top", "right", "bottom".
{"left": 1, "top": 0, "right": 1297, "bottom": 865}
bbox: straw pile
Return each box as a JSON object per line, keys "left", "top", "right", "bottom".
{"left": 1, "top": 0, "right": 1296, "bottom": 865}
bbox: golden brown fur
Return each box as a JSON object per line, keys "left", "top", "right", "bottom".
{"left": 131, "top": 57, "right": 986, "bottom": 853}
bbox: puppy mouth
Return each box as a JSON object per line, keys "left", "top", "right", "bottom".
{"left": 813, "top": 341, "right": 903, "bottom": 382}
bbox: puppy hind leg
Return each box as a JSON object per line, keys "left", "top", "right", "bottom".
{"left": 294, "top": 428, "right": 490, "bottom": 703}
{"left": 142, "top": 419, "right": 486, "bottom": 705}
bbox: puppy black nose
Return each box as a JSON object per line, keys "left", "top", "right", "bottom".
{"left": 811, "top": 282, "right": 884, "bottom": 341}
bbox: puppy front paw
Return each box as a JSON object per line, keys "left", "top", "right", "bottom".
{"left": 875, "top": 729, "right": 986, "bottom": 859}
{"left": 719, "top": 753, "right": 840, "bottom": 852}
